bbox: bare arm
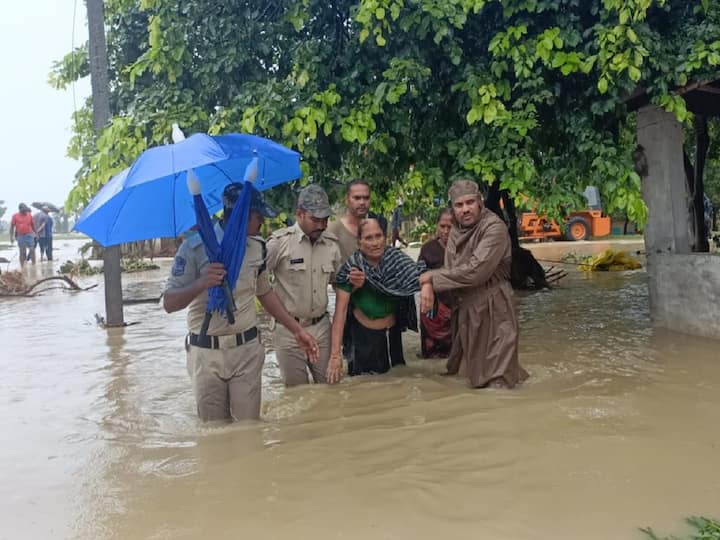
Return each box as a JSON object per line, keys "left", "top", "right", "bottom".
{"left": 258, "top": 290, "right": 319, "bottom": 362}
{"left": 9, "top": 223, "right": 15, "bottom": 243}
{"left": 326, "top": 287, "right": 351, "bottom": 383}
{"left": 330, "top": 288, "right": 351, "bottom": 357}
{"left": 258, "top": 290, "right": 302, "bottom": 334}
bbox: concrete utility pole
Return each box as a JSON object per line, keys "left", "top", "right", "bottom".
{"left": 87, "top": 0, "right": 124, "bottom": 326}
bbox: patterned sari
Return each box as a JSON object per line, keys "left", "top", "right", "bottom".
{"left": 418, "top": 238, "right": 452, "bottom": 358}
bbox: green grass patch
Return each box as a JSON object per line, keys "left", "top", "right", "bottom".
{"left": 641, "top": 516, "right": 720, "bottom": 540}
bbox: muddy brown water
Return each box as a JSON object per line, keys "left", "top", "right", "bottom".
{"left": 1, "top": 238, "right": 719, "bottom": 540}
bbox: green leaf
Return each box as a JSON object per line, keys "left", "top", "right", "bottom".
{"left": 598, "top": 78, "right": 608, "bottom": 94}
{"left": 628, "top": 65, "right": 641, "bottom": 82}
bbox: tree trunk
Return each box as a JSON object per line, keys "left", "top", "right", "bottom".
{"left": 87, "top": 0, "right": 124, "bottom": 325}
{"left": 693, "top": 115, "right": 710, "bottom": 252}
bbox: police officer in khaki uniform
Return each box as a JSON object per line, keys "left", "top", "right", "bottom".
{"left": 163, "top": 183, "right": 318, "bottom": 422}
{"left": 266, "top": 185, "right": 343, "bottom": 386}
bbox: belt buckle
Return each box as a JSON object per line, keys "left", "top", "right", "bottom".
{"left": 217, "top": 334, "right": 237, "bottom": 349}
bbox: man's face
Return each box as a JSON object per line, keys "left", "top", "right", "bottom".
{"left": 437, "top": 213, "right": 452, "bottom": 243}
{"left": 247, "top": 210, "right": 264, "bottom": 236}
{"left": 296, "top": 209, "right": 328, "bottom": 243}
{"left": 345, "top": 184, "right": 370, "bottom": 218}
{"left": 452, "top": 194, "right": 482, "bottom": 228}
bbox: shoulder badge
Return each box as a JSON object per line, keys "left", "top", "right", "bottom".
{"left": 171, "top": 255, "right": 186, "bottom": 277}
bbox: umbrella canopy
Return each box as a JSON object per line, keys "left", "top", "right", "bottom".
{"left": 74, "top": 133, "right": 301, "bottom": 246}
{"left": 31, "top": 202, "right": 61, "bottom": 213}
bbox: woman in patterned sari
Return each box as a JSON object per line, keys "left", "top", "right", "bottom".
{"left": 417, "top": 209, "right": 453, "bottom": 358}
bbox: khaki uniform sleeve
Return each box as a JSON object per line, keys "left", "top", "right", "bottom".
{"left": 432, "top": 222, "right": 509, "bottom": 292}
{"left": 255, "top": 271, "right": 272, "bottom": 297}
{"left": 164, "top": 241, "right": 198, "bottom": 292}
{"left": 255, "top": 238, "right": 273, "bottom": 297}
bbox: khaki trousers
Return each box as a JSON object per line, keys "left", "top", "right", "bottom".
{"left": 274, "top": 316, "right": 330, "bottom": 386}
{"left": 186, "top": 338, "right": 264, "bottom": 422}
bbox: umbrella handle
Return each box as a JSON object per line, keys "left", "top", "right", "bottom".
{"left": 222, "top": 279, "right": 236, "bottom": 325}
{"left": 200, "top": 311, "right": 212, "bottom": 338}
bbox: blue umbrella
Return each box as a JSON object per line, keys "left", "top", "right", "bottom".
{"left": 74, "top": 133, "right": 301, "bottom": 246}
{"left": 187, "top": 164, "right": 259, "bottom": 335}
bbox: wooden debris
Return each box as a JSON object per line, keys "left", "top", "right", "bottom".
{"left": 0, "top": 272, "right": 97, "bottom": 297}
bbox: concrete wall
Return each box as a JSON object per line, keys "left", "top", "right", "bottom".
{"left": 647, "top": 253, "right": 720, "bottom": 339}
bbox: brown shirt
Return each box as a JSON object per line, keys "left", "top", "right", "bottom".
{"left": 165, "top": 227, "right": 271, "bottom": 335}
{"left": 431, "top": 208, "right": 512, "bottom": 296}
{"left": 429, "top": 208, "right": 527, "bottom": 388}
{"left": 326, "top": 218, "right": 358, "bottom": 263}
{"left": 266, "top": 223, "right": 342, "bottom": 319}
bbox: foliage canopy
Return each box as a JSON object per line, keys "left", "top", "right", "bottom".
{"left": 53, "top": 0, "right": 720, "bottom": 225}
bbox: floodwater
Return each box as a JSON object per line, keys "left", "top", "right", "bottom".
{"left": 1, "top": 237, "right": 719, "bottom": 540}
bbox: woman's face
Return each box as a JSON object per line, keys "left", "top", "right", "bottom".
{"left": 358, "top": 219, "right": 386, "bottom": 261}
{"left": 437, "top": 213, "right": 452, "bottom": 244}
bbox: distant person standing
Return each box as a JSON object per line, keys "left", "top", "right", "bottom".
{"left": 33, "top": 206, "right": 52, "bottom": 262}
{"left": 391, "top": 198, "right": 408, "bottom": 248}
{"left": 10, "top": 203, "right": 36, "bottom": 267}
{"left": 41, "top": 207, "right": 54, "bottom": 261}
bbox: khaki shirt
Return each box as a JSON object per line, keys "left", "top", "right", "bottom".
{"left": 326, "top": 218, "right": 358, "bottom": 263}
{"left": 165, "top": 226, "right": 271, "bottom": 335}
{"left": 266, "top": 223, "right": 342, "bottom": 320}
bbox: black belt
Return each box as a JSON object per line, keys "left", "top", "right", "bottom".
{"left": 294, "top": 313, "right": 327, "bottom": 327}
{"left": 188, "top": 327, "right": 258, "bottom": 349}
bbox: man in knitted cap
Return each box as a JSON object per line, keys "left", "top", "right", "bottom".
{"left": 419, "top": 179, "right": 528, "bottom": 388}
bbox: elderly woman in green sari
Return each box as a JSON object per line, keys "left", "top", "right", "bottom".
{"left": 326, "top": 218, "right": 433, "bottom": 383}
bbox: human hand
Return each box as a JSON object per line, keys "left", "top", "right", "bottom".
{"left": 420, "top": 283, "right": 435, "bottom": 313}
{"left": 326, "top": 352, "right": 343, "bottom": 384}
{"left": 295, "top": 329, "right": 319, "bottom": 363}
{"left": 204, "top": 262, "right": 226, "bottom": 289}
{"left": 349, "top": 267, "right": 365, "bottom": 290}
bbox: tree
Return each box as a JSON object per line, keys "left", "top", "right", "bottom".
{"left": 0, "top": 199, "right": 7, "bottom": 234}
{"left": 52, "top": 0, "right": 720, "bottom": 230}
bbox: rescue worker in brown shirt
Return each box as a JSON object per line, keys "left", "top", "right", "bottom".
{"left": 266, "top": 185, "right": 343, "bottom": 385}
{"left": 163, "top": 183, "right": 319, "bottom": 422}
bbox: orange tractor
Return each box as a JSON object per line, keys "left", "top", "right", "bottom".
{"left": 518, "top": 187, "right": 612, "bottom": 242}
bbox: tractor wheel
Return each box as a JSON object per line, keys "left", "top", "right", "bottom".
{"left": 565, "top": 216, "right": 591, "bottom": 241}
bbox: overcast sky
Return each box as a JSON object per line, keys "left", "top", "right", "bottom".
{"left": 0, "top": 0, "right": 90, "bottom": 218}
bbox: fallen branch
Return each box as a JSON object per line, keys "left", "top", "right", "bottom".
{"left": 0, "top": 274, "right": 96, "bottom": 297}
